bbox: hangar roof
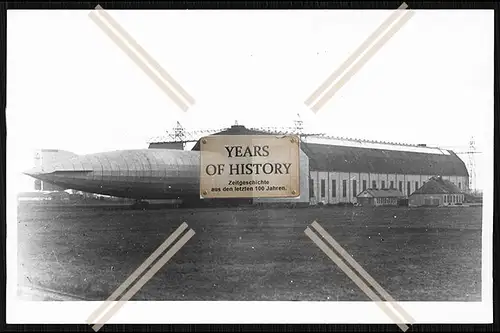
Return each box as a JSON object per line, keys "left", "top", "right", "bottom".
{"left": 192, "top": 126, "right": 469, "bottom": 177}
{"left": 300, "top": 142, "right": 468, "bottom": 176}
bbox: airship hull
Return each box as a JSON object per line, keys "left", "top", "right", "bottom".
{"left": 24, "top": 149, "right": 202, "bottom": 200}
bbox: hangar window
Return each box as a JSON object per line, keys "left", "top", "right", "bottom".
{"left": 390, "top": 181, "right": 394, "bottom": 189}
{"left": 321, "top": 180, "right": 326, "bottom": 198}
{"left": 372, "top": 180, "right": 377, "bottom": 189}
{"left": 444, "top": 195, "right": 447, "bottom": 203}
{"left": 363, "top": 180, "right": 367, "bottom": 191}
{"left": 399, "top": 181, "right": 403, "bottom": 192}
{"left": 459, "top": 182, "right": 461, "bottom": 189}
{"left": 309, "top": 178, "right": 314, "bottom": 198}
{"left": 332, "top": 180, "right": 336, "bottom": 197}
{"left": 342, "top": 180, "right": 347, "bottom": 197}
{"left": 353, "top": 180, "right": 357, "bottom": 197}
{"left": 407, "top": 181, "right": 411, "bottom": 196}
{"left": 381, "top": 181, "right": 385, "bottom": 189}
{"left": 415, "top": 181, "right": 419, "bottom": 190}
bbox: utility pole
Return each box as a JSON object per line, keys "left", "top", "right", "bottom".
{"left": 467, "top": 136, "right": 477, "bottom": 193}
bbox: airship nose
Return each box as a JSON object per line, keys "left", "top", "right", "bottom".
{"left": 23, "top": 165, "right": 55, "bottom": 177}
{"left": 23, "top": 167, "right": 40, "bottom": 177}
{"left": 23, "top": 156, "right": 94, "bottom": 184}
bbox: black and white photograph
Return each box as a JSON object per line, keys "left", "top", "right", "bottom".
{"left": 5, "top": 4, "right": 493, "bottom": 327}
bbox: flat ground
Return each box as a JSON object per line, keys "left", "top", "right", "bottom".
{"left": 17, "top": 204, "right": 482, "bottom": 301}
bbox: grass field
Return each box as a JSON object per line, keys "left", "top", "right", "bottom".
{"left": 17, "top": 204, "right": 482, "bottom": 301}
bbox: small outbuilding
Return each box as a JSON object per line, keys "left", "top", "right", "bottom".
{"left": 356, "top": 188, "right": 406, "bottom": 207}
{"left": 408, "top": 176, "right": 464, "bottom": 207}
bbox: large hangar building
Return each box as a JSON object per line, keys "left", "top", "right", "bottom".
{"left": 188, "top": 125, "right": 469, "bottom": 205}
{"left": 302, "top": 137, "right": 469, "bottom": 205}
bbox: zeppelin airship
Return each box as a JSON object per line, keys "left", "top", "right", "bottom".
{"left": 24, "top": 149, "right": 202, "bottom": 203}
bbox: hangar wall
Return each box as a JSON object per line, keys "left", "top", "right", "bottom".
{"left": 309, "top": 171, "right": 468, "bottom": 205}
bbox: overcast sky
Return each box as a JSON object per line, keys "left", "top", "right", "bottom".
{"left": 6, "top": 9, "right": 494, "bottom": 191}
